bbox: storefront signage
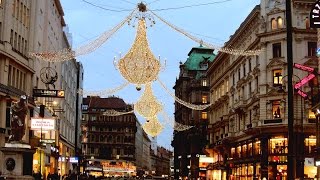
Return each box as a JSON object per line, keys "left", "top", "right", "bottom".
{"left": 295, "top": 88, "right": 308, "bottom": 99}
{"left": 293, "top": 63, "right": 315, "bottom": 73}
{"left": 31, "top": 118, "right": 55, "bottom": 130}
{"left": 294, "top": 74, "right": 315, "bottom": 89}
{"left": 199, "top": 157, "right": 214, "bottom": 163}
{"left": 310, "top": 0, "right": 320, "bottom": 28}
{"left": 70, "top": 157, "right": 79, "bottom": 163}
{"left": 33, "top": 89, "right": 65, "bottom": 98}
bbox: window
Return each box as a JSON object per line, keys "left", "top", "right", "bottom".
{"left": 10, "top": 30, "right": 13, "bottom": 44}
{"left": 238, "top": 68, "right": 241, "bottom": 80}
{"left": 202, "top": 95, "right": 208, "bottom": 103}
{"left": 272, "top": 43, "right": 281, "bottom": 58}
{"left": 201, "top": 112, "right": 208, "bottom": 119}
{"left": 232, "top": 73, "right": 235, "bottom": 85}
{"left": 256, "top": 55, "right": 259, "bottom": 66}
{"left": 226, "top": 80, "right": 229, "bottom": 92}
{"left": 269, "top": 137, "right": 288, "bottom": 154}
{"left": 243, "top": 63, "right": 246, "bottom": 76}
{"left": 201, "top": 79, "right": 207, "bottom": 86}
{"left": 308, "top": 42, "right": 317, "bottom": 57}
{"left": 272, "top": 100, "right": 281, "bottom": 118}
{"left": 271, "top": 18, "right": 277, "bottom": 30}
{"left": 277, "top": 17, "right": 283, "bottom": 28}
{"left": 249, "top": 59, "right": 252, "bottom": 72}
{"left": 273, "top": 69, "right": 282, "bottom": 86}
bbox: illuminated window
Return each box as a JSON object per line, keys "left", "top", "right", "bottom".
{"left": 202, "top": 96, "right": 208, "bottom": 104}
{"left": 277, "top": 17, "right": 283, "bottom": 28}
{"left": 273, "top": 69, "right": 282, "bottom": 86}
{"left": 308, "top": 110, "right": 316, "bottom": 119}
{"left": 271, "top": 18, "right": 277, "bottom": 30}
{"left": 272, "top": 100, "right": 281, "bottom": 118}
{"left": 308, "top": 42, "right": 317, "bottom": 57}
{"left": 269, "top": 137, "right": 288, "bottom": 154}
{"left": 201, "top": 112, "right": 208, "bottom": 119}
{"left": 272, "top": 43, "right": 281, "bottom": 58}
{"left": 202, "top": 79, "right": 207, "bottom": 86}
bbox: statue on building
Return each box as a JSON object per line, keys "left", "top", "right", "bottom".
{"left": 8, "top": 95, "right": 28, "bottom": 142}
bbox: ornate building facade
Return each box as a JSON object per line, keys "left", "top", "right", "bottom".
{"left": 81, "top": 96, "right": 137, "bottom": 177}
{"left": 172, "top": 46, "right": 215, "bottom": 179}
{"left": 207, "top": 0, "right": 318, "bottom": 179}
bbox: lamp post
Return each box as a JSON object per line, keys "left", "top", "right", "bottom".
{"left": 285, "top": 0, "right": 295, "bottom": 179}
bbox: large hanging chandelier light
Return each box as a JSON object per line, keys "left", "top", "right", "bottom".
{"left": 142, "top": 116, "right": 163, "bottom": 137}
{"left": 114, "top": 18, "right": 161, "bottom": 89}
{"left": 134, "top": 83, "right": 163, "bottom": 118}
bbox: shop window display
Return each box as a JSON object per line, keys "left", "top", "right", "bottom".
{"left": 269, "top": 137, "right": 288, "bottom": 154}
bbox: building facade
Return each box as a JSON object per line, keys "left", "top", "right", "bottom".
{"left": 81, "top": 96, "right": 137, "bottom": 177}
{"left": 135, "top": 119, "right": 151, "bottom": 176}
{"left": 207, "top": 0, "right": 318, "bottom": 179}
{"left": 150, "top": 146, "right": 171, "bottom": 177}
{"left": 0, "top": 0, "right": 82, "bottom": 177}
{"left": 172, "top": 46, "right": 215, "bottom": 179}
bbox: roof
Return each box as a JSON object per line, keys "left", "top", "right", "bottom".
{"left": 184, "top": 45, "right": 216, "bottom": 71}
{"left": 83, "top": 96, "right": 127, "bottom": 109}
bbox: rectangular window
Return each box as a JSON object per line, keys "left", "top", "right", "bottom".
{"left": 238, "top": 68, "right": 241, "bottom": 80}
{"left": 23, "top": 5, "right": 26, "bottom": 25}
{"left": 14, "top": 32, "right": 17, "bottom": 49}
{"left": 273, "top": 69, "right": 282, "bottom": 86}
{"left": 10, "top": 30, "right": 13, "bottom": 44}
{"left": 15, "top": 0, "right": 19, "bottom": 18}
{"left": 232, "top": 74, "right": 235, "bottom": 85}
{"left": 226, "top": 80, "right": 229, "bottom": 93}
{"left": 308, "top": 42, "right": 317, "bottom": 57}
{"left": 249, "top": 59, "right": 252, "bottom": 72}
{"left": 269, "top": 137, "right": 288, "bottom": 154}
{"left": 24, "top": 40, "right": 27, "bottom": 53}
{"left": 202, "top": 79, "right": 207, "bottom": 86}
{"left": 202, "top": 95, "right": 208, "bottom": 104}
{"left": 272, "top": 100, "right": 281, "bottom": 119}
{"left": 243, "top": 63, "right": 246, "bottom": 76}
{"left": 18, "top": 35, "right": 21, "bottom": 52}
{"left": 8, "top": 65, "right": 12, "bottom": 86}
{"left": 20, "top": 2, "right": 23, "bottom": 21}
{"left": 6, "top": 101, "right": 11, "bottom": 128}
{"left": 272, "top": 43, "right": 281, "bottom": 58}
{"left": 13, "top": 0, "right": 16, "bottom": 16}
{"left": 201, "top": 112, "right": 208, "bottom": 119}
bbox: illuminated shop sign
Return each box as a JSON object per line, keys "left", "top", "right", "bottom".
{"left": 33, "top": 89, "right": 65, "bottom": 98}
{"left": 294, "top": 74, "right": 315, "bottom": 89}
{"left": 310, "top": 0, "right": 320, "bottom": 28}
{"left": 293, "top": 63, "right": 314, "bottom": 73}
{"left": 31, "top": 118, "right": 55, "bottom": 130}
{"left": 70, "top": 157, "right": 79, "bottom": 163}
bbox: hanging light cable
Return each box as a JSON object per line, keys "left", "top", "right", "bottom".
{"left": 157, "top": 79, "right": 211, "bottom": 110}
{"left": 78, "top": 81, "right": 129, "bottom": 97}
{"left": 160, "top": 110, "right": 193, "bottom": 131}
{"left": 150, "top": 10, "right": 264, "bottom": 56}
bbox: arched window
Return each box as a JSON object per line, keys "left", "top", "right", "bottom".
{"left": 271, "top": 18, "right": 277, "bottom": 30}
{"left": 277, "top": 17, "right": 283, "bottom": 28}
{"left": 306, "top": 17, "right": 310, "bottom": 29}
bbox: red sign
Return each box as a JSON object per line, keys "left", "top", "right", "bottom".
{"left": 293, "top": 63, "right": 314, "bottom": 73}
{"left": 296, "top": 88, "right": 308, "bottom": 99}
{"left": 294, "top": 74, "right": 315, "bottom": 89}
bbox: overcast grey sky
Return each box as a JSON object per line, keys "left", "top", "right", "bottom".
{"left": 60, "top": 0, "right": 260, "bottom": 149}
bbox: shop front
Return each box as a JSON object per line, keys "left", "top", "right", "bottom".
{"left": 101, "top": 160, "right": 136, "bottom": 177}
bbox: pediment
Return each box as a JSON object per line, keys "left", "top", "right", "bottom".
{"left": 267, "top": 58, "right": 286, "bottom": 69}
{"left": 267, "top": 7, "right": 285, "bottom": 16}
{"left": 303, "top": 57, "right": 318, "bottom": 68}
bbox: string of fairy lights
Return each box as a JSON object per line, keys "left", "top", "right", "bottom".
{"left": 29, "top": 2, "right": 264, "bottom": 137}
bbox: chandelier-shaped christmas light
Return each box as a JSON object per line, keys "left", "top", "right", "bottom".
{"left": 134, "top": 83, "right": 163, "bottom": 118}
{"left": 142, "top": 116, "right": 163, "bottom": 137}
{"left": 114, "top": 18, "right": 161, "bottom": 88}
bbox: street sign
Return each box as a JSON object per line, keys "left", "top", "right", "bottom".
{"left": 33, "top": 89, "right": 65, "bottom": 98}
